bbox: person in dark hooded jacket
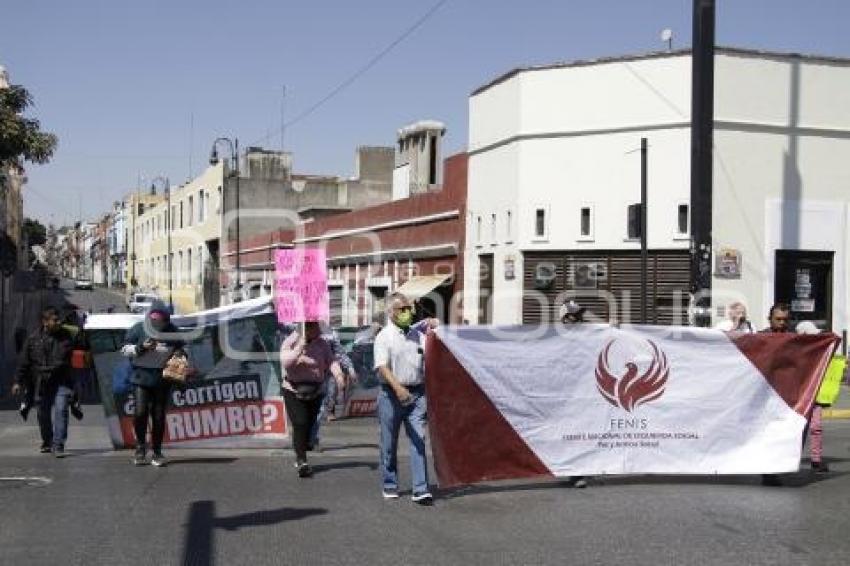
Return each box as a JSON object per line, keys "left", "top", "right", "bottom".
{"left": 121, "top": 301, "right": 183, "bottom": 467}
{"left": 12, "top": 306, "right": 75, "bottom": 457}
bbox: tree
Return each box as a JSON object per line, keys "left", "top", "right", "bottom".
{"left": 0, "top": 84, "right": 58, "bottom": 167}
{"left": 23, "top": 217, "right": 46, "bottom": 246}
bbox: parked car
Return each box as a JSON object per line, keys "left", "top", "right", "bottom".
{"left": 74, "top": 279, "right": 94, "bottom": 290}
{"left": 127, "top": 292, "right": 158, "bottom": 313}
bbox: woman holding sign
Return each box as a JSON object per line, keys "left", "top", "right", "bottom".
{"left": 280, "top": 321, "right": 346, "bottom": 478}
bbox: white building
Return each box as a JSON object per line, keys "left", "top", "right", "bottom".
{"left": 463, "top": 47, "right": 850, "bottom": 333}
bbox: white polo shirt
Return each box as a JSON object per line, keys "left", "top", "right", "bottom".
{"left": 373, "top": 322, "right": 427, "bottom": 386}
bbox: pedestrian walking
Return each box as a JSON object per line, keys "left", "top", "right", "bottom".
{"left": 11, "top": 306, "right": 76, "bottom": 457}
{"left": 560, "top": 300, "right": 588, "bottom": 488}
{"left": 121, "top": 301, "right": 184, "bottom": 467}
{"left": 310, "top": 323, "right": 358, "bottom": 452}
{"left": 759, "top": 302, "right": 791, "bottom": 486}
{"left": 796, "top": 320, "right": 835, "bottom": 473}
{"left": 762, "top": 302, "right": 791, "bottom": 333}
{"left": 280, "top": 321, "right": 346, "bottom": 478}
{"left": 374, "top": 293, "right": 438, "bottom": 505}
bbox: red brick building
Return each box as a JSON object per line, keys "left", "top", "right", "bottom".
{"left": 295, "top": 152, "right": 467, "bottom": 326}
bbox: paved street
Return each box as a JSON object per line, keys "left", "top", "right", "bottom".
{"left": 1, "top": 403, "right": 849, "bottom": 566}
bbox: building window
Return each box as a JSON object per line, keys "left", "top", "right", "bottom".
{"left": 170, "top": 206, "right": 176, "bottom": 230}
{"left": 535, "top": 208, "right": 546, "bottom": 238}
{"left": 476, "top": 216, "right": 482, "bottom": 243}
{"left": 677, "top": 203, "right": 689, "bottom": 235}
{"left": 580, "top": 206, "right": 593, "bottom": 238}
{"left": 627, "top": 203, "right": 643, "bottom": 239}
{"left": 177, "top": 251, "right": 183, "bottom": 286}
{"left": 506, "top": 210, "right": 512, "bottom": 242}
{"left": 217, "top": 187, "right": 222, "bottom": 213}
{"left": 188, "top": 196, "right": 194, "bottom": 226}
{"left": 490, "top": 213, "right": 497, "bottom": 243}
{"left": 179, "top": 202, "right": 184, "bottom": 229}
{"left": 198, "top": 192, "right": 205, "bottom": 224}
{"left": 187, "top": 248, "right": 192, "bottom": 285}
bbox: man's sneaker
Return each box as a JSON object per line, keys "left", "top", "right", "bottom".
{"left": 411, "top": 492, "right": 434, "bottom": 506}
{"left": 382, "top": 488, "right": 400, "bottom": 499}
{"left": 571, "top": 476, "right": 588, "bottom": 489}
{"left": 132, "top": 448, "right": 147, "bottom": 466}
{"left": 811, "top": 461, "right": 830, "bottom": 473}
{"left": 53, "top": 445, "right": 66, "bottom": 458}
{"left": 296, "top": 461, "right": 312, "bottom": 478}
{"left": 70, "top": 402, "right": 84, "bottom": 421}
{"left": 39, "top": 444, "right": 52, "bottom": 454}
{"left": 151, "top": 453, "right": 168, "bottom": 467}
{"left": 19, "top": 402, "right": 31, "bottom": 422}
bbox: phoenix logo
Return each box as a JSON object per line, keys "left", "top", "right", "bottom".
{"left": 595, "top": 339, "right": 669, "bottom": 412}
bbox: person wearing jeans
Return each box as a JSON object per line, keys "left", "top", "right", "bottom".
{"left": 373, "top": 293, "right": 438, "bottom": 505}
{"left": 281, "top": 321, "right": 345, "bottom": 478}
{"left": 12, "top": 306, "right": 75, "bottom": 457}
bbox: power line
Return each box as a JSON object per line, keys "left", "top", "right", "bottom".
{"left": 248, "top": 0, "right": 450, "bottom": 147}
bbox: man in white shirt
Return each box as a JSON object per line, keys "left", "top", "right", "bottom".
{"left": 374, "top": 293, "right": 438, "bottom": 505}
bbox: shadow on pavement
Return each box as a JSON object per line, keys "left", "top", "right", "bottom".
{"left": 439, "top": 469, "right": 850, "bottom": 499}
{"left": 182, "top": 500, "right": 327, "bottom": 566}
{"left": 168, "top": 458, "right": 239, "bottom": 466}
{"left": 310, "top": 460, "right": 378, "bottom": 474}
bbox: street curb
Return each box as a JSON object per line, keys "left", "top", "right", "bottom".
{"left": 822, "top": 409, "right": 850, "bottom": 420}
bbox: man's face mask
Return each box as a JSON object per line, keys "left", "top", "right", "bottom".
{"left": 395, "top": 307, "right": 413, "bottom": 329}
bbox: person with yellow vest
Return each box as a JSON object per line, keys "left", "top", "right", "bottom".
{"left": 796, "top": 321, "right": 846, "bottom": 473}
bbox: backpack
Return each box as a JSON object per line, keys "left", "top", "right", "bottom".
{"left": 112, "top": 358, "right": 135, "bottom": 397}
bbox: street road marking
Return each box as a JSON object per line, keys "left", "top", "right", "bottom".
{"left": 822, "top": 409, "right": 850, "bottom": 420}
{"left": 0, "top": 476, "right": 53, "bottom": 486}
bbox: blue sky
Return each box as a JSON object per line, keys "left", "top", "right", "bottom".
{"left": 3, "top": 0, "right": 849, "bottom": 224}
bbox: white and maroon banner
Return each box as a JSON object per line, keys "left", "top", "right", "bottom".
{"left": 426, "top": 324, "right": 838, "bottom": 487}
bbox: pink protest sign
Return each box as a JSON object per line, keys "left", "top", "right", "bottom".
{"left": 273, "top": 248, "right": 329, "bottom": 323}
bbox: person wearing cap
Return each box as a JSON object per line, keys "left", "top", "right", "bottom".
{"left": 796, "top": 320, "right": 830, "bottom": 473}
{"left": 559, "top": 299, "right": 589, "bottom": 488}
{"left": 121, "top": 301, "right": 184, "bottom": 467}
{"left": 374, "top": 293, "right": 439, "bottom": 505}
{"left": 280, "top": 321, "right": 346, "bottom": 478}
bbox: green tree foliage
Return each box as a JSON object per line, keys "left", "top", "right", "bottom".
{"left": 0, "top": 84, "right": 58, "bottom": 167}
{"left": 23, "top": 217, "right": 46, "bottom": 246}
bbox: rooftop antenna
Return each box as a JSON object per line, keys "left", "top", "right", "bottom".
{"left": 661, "top": 28, "right": 674, "bottom": 51}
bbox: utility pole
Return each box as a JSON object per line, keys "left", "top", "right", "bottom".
{"left": 689, "top": 0, "right": 715, "bottom": 327}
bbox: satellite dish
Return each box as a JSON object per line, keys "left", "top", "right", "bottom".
{"left": 660, "top": 28, "right": 673, "bottom": 51}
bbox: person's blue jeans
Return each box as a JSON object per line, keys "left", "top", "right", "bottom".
{"left": 378, "top": 384, "right": 429, "bottom": 495}
{"left": 37, "top": 384, "right": 73, "bottom": 448}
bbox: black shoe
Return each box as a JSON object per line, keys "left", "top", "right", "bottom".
{"left": 811, "top": 461, "right": 830, "bottom": 473}
{"left": 296, "top": 461, "right": 312, "bottom": 478}
{"left": 39, "top": 444, "right": 52, "bottom": 454}
{"left": 54, "top": 445, "right": 66, "bottom": 458}
{"left": 412, "top": 492, "right": 434, "bottom": 506}
{"left": 19, "top": 402, "right": 31, "bottom": 422}
{"left": 761, "top": 474, "right": 782, "bottom": 487}
{"left": 151, "top": 453, "right": 168, "bottom": 467}
{"left": 70, "top": 402, "right": 84, "bottom": 421}
{"left": 133, "top": 447, "right": 147, "bottom": 466}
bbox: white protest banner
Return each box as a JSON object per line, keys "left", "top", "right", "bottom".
{"left": 426, "top": 324, "right": 838, "bottom": 487}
